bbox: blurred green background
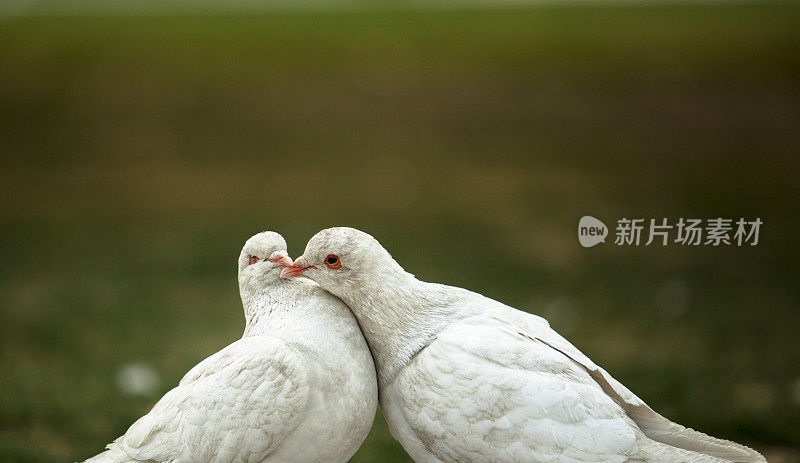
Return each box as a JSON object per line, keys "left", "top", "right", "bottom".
{"left": 1, "top": 1, "right": 799, "bottom": 462}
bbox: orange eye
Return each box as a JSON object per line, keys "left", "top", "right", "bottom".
{"left": 248, "top": 256, "right": 259, "bottom": 265}
{"left": 324, "top": 254, "right": 341, "bottom": 269}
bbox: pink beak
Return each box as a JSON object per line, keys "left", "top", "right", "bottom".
{"left": 267, "top": 250, "right": 293, "bottom": 267}
{"left": 280, "top": 256, "right": 315, "bottom": 279}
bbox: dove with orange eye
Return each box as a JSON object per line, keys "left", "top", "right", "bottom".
{"left": 279, "top": 226, "right": 768, "bottom": 463}
{"left": 324, "top": 254, "right": 342, "bottom": 269}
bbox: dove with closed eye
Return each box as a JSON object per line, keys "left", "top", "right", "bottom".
{"left": 84, "top": 231, "right": 377, "bottom": 463}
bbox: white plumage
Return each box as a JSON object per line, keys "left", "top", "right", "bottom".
{"left": 283, "top": 227, "right": 765, "bottom": 463}
{"left": 84, "top": 231, "right": 378, "bottom": 463}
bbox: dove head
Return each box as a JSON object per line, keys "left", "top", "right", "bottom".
{"left": 238, "top": 231, "right": 292, "bottom": 289}
{"left": 281, "top": 227, "right": 408, "bottom": 295}
{"left": 283, "top": 227, "right": 444, "bottom": 385}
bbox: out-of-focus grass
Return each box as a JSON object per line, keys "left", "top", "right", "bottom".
{"left": 0, "top": 2, "right": 799, "bottom": 462}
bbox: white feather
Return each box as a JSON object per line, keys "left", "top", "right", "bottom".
{"left": 294, "top": 227, "right": 765, "bottom": 463}
{"left": 82, "top": 231, "right": 377, "bottom": 463}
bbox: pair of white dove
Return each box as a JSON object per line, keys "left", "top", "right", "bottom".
{"left": 85, "top": 227, "right": 765, "bottom": 463}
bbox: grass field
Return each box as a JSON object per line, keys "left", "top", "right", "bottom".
{"left": 1, "top": 2, "right": 799, "bottom": 462}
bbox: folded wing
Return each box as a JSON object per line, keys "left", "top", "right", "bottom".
{"left": 119, "top": 336, "right": 310, "bottom": 463}
{"left": 506, "top": 309, "right": 765, "bottom": 463}
{"left": 395, "top": 318, "right": 641, "bottom": 462}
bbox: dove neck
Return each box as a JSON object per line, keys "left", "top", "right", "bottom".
{"left": 240, "top": 278, "right": 281, "bottom": 333}
{"left": 239, "top": 278, "right": 316, "bottom": 338}
{"left": 338, "top": 272, "right": 457, "bottom": 386}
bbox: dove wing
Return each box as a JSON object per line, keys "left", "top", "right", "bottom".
{"left": 119, "top": 336, "right": 310, "bottom": 463}
{"left": 506, "top": 307, "right": 764, "bottom": 462}
{"left": 389, "top": 316, "right": 640, "bottom": 463}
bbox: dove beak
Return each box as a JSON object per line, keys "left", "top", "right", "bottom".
{"left": 267, "top": 250, "right": 293, "bottom": 267}
{"left": 280, "top": 256, "right": 315, "bottom": 279}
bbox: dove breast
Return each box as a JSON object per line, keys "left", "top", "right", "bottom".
{"left": 83, "top": 231, "right": 377, "bottom": 463}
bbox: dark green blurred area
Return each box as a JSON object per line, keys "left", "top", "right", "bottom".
{"left": 1, "top": 2, "right": 799, "bottom": 462}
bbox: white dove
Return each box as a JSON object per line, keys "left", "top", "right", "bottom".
{"left": 84, "top": 231, "right": 377, "bottom": 463}
{"left": 281, "top": 227, "right": 765, "bottom": 463}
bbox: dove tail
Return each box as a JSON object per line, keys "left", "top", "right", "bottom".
{"left": 632, "top": 436, "right": 731, "bottom": 463}
{"left": 81, "top": 439, "right": 139, "bottom": 463}
{"left": 628, "top": 407, "right": 766, "bottom": 463}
